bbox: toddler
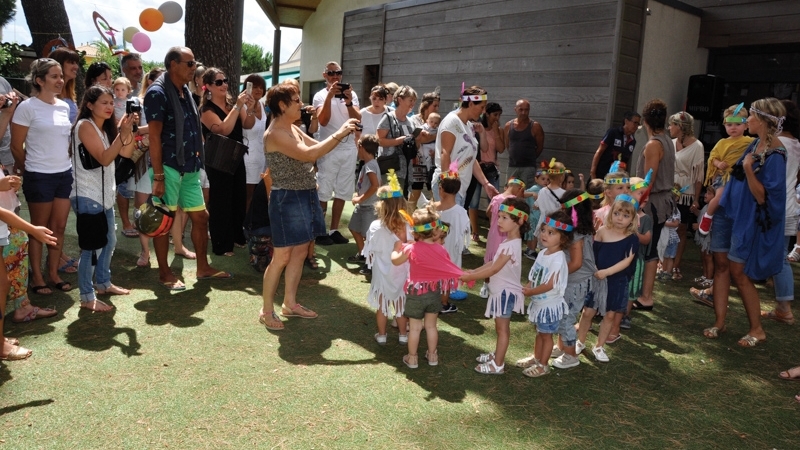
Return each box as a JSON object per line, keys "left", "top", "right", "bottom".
{"left": 431, "top": 168, "right": 470, "bottom": 308}
{"left": 594, "top": 171, "right": 630, "bottom": 228}
{"left": 482, "top": 177, "right": 526, "bottom": 296}
{"left": 349, "top": 134, "right": 381, "bottom": 267}
{"left": 532, "top": 160, "right": 567, "bottom": 249}
{"left": 657, "top": 188, "right": 682, "bottom": 281}
{"left": 113, "top": 77, "right": 132, "bottom": 121}
{"left": 523, "top": 170, "right": 549, "bottom": 259}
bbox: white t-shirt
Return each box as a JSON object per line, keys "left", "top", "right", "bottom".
{"left": 779, "top": 135, "right": 800, "bottom": 235}
{"left": 486, "top": 238, "right": 525, "bottom": 318}
{"left": 12, "top": 97, "right": 72, "bottom": 173}
{"left": 438, "top": 203, "right": 470, "bottom": 267}
{"left": 359, "top": 107, "right": 386, "bottom": 155}
{"left": 534, "top": 186, "right": 565, "bottom": 237}
{"left": 433, "top": 111, "right": 478, "bottom": 199}
{"left": 527, "top": 249, "right": 568, "bottom": 324}
{"left": 313, "top": 87, "right": 359, "bottom": 151}
{"left": 71, "top": 119, "right": 116, "bottom": 208}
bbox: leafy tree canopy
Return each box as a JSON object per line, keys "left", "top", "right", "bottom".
{"left": 241, "top": 42, "right": 272, "bottom": 74}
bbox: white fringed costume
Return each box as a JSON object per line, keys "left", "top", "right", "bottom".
{"left": 485, "top": 238, "right": 525, "bottom": 318}
{"left": 527, "top": 250, "right": 569, "bottom": 323}
{"left": 363, "top": 220, "right": 410, "bottom": 316}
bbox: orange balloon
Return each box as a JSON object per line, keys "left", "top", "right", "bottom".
{"left": 139, "top": 8, "right": 164, "bottom": 32}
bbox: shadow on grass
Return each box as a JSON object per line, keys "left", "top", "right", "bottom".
{"left": 133, "top": 284, "right": 211, "bottom": 328}
{"left": 0, "top": 399, "right": 54, "bottom": 416}
{"left": 66, "top": 303, "right": 141, "bottom": 357}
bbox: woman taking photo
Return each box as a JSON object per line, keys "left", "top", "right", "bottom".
{"left": 668, "top": 111, "right": 704, "bottom": 280}
{"left": 260, "top": 83, "right": 356, "bottom": 330}
{"left": 199, "top": 67, "right": 255, "bottom": 256}
{"left": 634, "top": 99, "right": 675, "bottom": 310}
{"left": 704, "top": 98, "right": 787, "bottom": 346}
{"left": 241, "top": 74, "right": 268, "bottom": 212}
{"left": 377, "top": 85, "right": 419, "bottom": 191}
{"left": 10, "top": 58, "right": 74, "bottom": 295}
{"left": 71, "top": 85, "right": 136, "bottom": 311}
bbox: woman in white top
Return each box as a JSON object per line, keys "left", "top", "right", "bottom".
{"left": 70, "top": 85, "right": 136, "bottom": 311}
{"left": 667, "top": 112, "right": 704, "bottom": 280}
{"left": 10, "top": 58, "right": 75, "bottom": 294}
{"left": 360, "top": 85, "right": 389, "bottom": 139}
{"left": 241, "top": 74, "right": 269, "bottom": 212}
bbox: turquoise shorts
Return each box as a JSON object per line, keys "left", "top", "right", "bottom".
{"left": 152, "top": 166, "right": 205, "bottom": 212}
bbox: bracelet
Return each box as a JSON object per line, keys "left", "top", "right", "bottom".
{"left": 345, "top": 103, "right": 353, "bottom": 107}
{"left": 121, "top": 134, "right": 133, "bottom": 146}
{"left": 153, "top": 173, "right": 165, "bottom": 182}
{"left": 332, "top": 135, "right": 343, "bottom": 143}
{"left": 233, "top": 105, "right": 241, "bottom": 111}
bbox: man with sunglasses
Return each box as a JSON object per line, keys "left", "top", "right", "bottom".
{"left": 312, "top": 61, "right": 361, "bottom": 245}
{"left": 144, "top": 47, "right": 228, "bottom": 290}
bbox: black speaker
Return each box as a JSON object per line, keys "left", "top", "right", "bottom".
{"left": 686, "top": 74, "right": 724, "bottom": 121}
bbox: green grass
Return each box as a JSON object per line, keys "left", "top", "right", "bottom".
{"left": 2, "top": 202, "right": 800, "bottom": 449}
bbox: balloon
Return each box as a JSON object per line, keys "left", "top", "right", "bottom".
{"left": 131, "top": 32, "right": 151, "bottom": 53}
{"left": 139, "top": 8, "right": 164, "bottom": 32}
{"left": 158, "top": 1, "right": 183, "bottom": 24}
{"left": 123, "top": 27, "right": 140, "bottom": 43}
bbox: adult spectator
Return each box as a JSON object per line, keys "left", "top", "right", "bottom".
{"left": 10, "top": 58, "right": 74, "bottom": 295}
{"left": 121, "top": 53, "right": 144, "bottom": 95}
{"left": 200, "top": 67, "right": 254, "bottom": 256}
{"left": 633, "top": 99, "right": 675, "bottom": 310}
{"left": 377, "top": 85, "right": 418, "bottom": 191}
{"left": 668, "top": 111, "right": 704, "bottom": 280}
{"left": 189, "top": 64, "right": 207, "bottom": 108}
{"left": 48, "top": 47, "right": 80, "bottom": 122}
{"left": 144, "top": 46, "right": 230, "bottom": 290}
{"left": 590, "top": 111, "right": 640, "bottom": 179}
{"left": 0, "top": 76, "right": 18, "bottom": 170}
{"left": 384, "top": 82, "right": 399, "bottom": 111}
{"left": 504, "top": 99, "right": 544, "bottom": 187}
{"left": 466, "top": 102, "right": 504, "bottom": 241}
{"left": 84, "top": 61, "right": 113, "bottom": 88}
{"left": 430, "top": 86, "right": 499, "bottom": 204}
{"left": 241, "top": 74, "right": 268, "bottom": 212}
{"left": 359, "top": 85, "right": 389, "bottom": 140}
{"left": 260, "top": 83, "right": 357, "bottom": 329}
{"left": 313, "top": 61, "right": 361, "bottom": 245}
{"left": 703, "top": 98, "right": 786, "bottom": 346}
{"left": 409, "top": 91, "right": 441, "bottom": 207}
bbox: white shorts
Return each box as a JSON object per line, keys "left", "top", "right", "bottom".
{"left": 244, "top": 148, "right": 267, "bottom": 184}
{"left": 199, "top": 168, "right": 210, "bottom": 189}
{"left": 134, "top": 171, "right": 152, "bottom": 194}
{"left": 316, "top": 147, "right": 357, "bottom": 202}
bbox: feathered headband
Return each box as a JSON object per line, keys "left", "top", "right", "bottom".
{"left": 630, "top": 169, "right": 653, "bottom": 191}
{"left": 725, "top": 103, "right": 746, "bottom": 123}
{"left": 439, "top": 162, "right": 459, "bottom": 181}
{"left": 671, "top": 185, "right": 690, "bottom": 197}
{"left": 379, "top": 169, "right": 404, "bottom": 198}
{"left": 546, "top": 157, "right": 567, "bottom": 175}
{"left": 609, "top": 159, "right": 627, "bottom": 174}
{"left": 499, "top": 203, "right": 528, "bottom": 221}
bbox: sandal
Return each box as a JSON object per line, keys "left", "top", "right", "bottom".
{"left": 0, "top": 345, "right": 32, "bottom": 361}
{"left": 136, "top": 253, "right": 151, "bottom": 268}
{"left": 122, "top": 228, "right": 139, "bottom": 238}
{"left": 304, "top": 257, "right": 319, "bottom": 270}
{"left": 4, "top": 337, "right": 19, "bottom": 346}
{"left": 475, "top": 360, "right": 504, "bottom": 374}
{"left": 425, "top": 349, "right": 438, "bottom": 366}
{"left": 761, "top": 309, "right": 795, "bottom": 325}
{"left": 476, "top": 352, "right": 495, "bottom": 363}
{"left": 259, "top": 311, "right": 284, "bottom": 331}
{"left": 788, "top": 244, "right": 800, "bottom": 262}
{"left": 703, "top": 326, "right": 725, "bottom": 339}
{"left": 11, "top": 306, "right": 57, "bottom": 323}
{"left": 57, "top": 257, "right": 78, "bottom": 274}
{"left": 280, "top": 303, "right": 317, "bottom": 319}
{"left": 778, "top": 366, "right": 800, "bottom": 381}
{"left": 515, "top": 354, "right": 539, "bottom": 368}
{"left": 737, "top": 334, "right": 766, "bottom": 347}
{"left": 471, "top": 233, "right": 480, "bottom": 243}
{"left": 403, "top": 354, "right": 418, "bottom": 369}
{"left": 53, "top": 281, "right": 72, "bottom": 292}
{"left": 522, "top": 363, "right": 550, "bottom": 378}
{"left": 690, "top": 287, "right": 714, "bottom": 308}
{"left": 29, "top": 284, "right": 52, "bottom": 296}
{"left": 672, "top": 268, "right": 683, "bottom": 280}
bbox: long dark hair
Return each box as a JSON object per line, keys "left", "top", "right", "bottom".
{"left": 70, "top": 85, "right": 118, "bottom": 156}
{"left": 560, "top": 189, "right": 595, "bottom": 236}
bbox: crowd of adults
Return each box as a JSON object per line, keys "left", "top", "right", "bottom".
{"left": 1, "top": 47, "right": 799, "bottom": 403}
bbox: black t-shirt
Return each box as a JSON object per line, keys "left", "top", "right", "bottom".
{"left": 596, "top": 126, "right": 635, "bottom": 179}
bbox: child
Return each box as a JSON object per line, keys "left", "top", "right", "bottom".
{"left": 690, "top": 186, "right": 716, "bottom": 307}
{"left": 348, "top": 134, "right": 381, "bottom": 267}
{"left": 698, "top": 103, "right": 754, "bottom": 234}
{"left": 587, "top": 178, "right": 605, "bottom": 211}
{"left": 516, "top": 210, "right": 572, "bottom": 377}
{"left": 580, "top": 196, "right": 639, "bottom": 362}
{"left": 594, "top": 171, "right": 630, "bottom": 228}
{"left": 549, "top": 190, "right": 596, "bottom": 369}
{"left": 532, "top": 160, "right": 567, "bottom": 249}
{"left": 619, "top": 176, "right": 653, "bottom": 331}
{"left": 363, "top": 171, "right": 410, "bottom": 344}
{"left": 431, "top": 167, "right": 470, "bottom": 308}
{"left": 562, "top": 172, "right": 575, "bottom": 190}
{"left": 523, "top": 169, "right": 549, "bottom": 259}
{"left": 483, "top": 177, "right": 526, "bottom": 296}
{"left": 113, "top": 77, "right": 132, "bottom": 121}
{"left": 461, "top": 198, "right": 530, "bottom": 374}
{"left": 408, "top": 112, "right": 440, "bottom": 211}
{"left": 391, "top": 206, "right": 469, "bottom": 368}
{"left": 657, "top": 187, "right": 682, "bottom": 281}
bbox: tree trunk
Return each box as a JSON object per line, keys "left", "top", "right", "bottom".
{"left": 20, "top": 0, "right": 74, "bottom": 56}
{"left": 185, "top": 0, "right": 244, "bottom": 95}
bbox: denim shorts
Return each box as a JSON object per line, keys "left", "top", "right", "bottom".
{"left": 403, "top": 290, "right": 441, "bottom": 319}
{"left": 22, "top": 169, "right": 73, "bottom": 203}
{"left": 709, "top": 206, "right": 733, "bottom": 253}
{"left": 535, "top": 317, "right": 559, "bottom": 334}
{"left": 268, "top": 188, "right": 326, "bottom": 247}
{"left": 488, "top": 291, "right": 517, "bottom": 319}
{"left": 663, "top": 239, "right": 678, "bottom": 259}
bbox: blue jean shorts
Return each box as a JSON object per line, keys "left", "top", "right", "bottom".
{"left": 709, "top": 206, "right": 733, "bottom": 253}
{"left": 269, "top": 188, "right": 326, "bottom": 247}
{"left": 663, "top": 239, "right": 678, "bottom": 259}
{"left": 535, "top": 317, "right": 559, "bottom": 334}
{"left": 488, "top": 291, "right": 517, "bottom": 319}
{"left": 22, "top": 169, "right": 73, "bottom": 203}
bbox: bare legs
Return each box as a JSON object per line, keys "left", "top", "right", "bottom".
{"left": 28, "top": 199, "right": 70, "bottom": 290}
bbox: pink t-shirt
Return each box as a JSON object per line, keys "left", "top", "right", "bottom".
{"left": 485, "top": 193, "right": 515, "bottom": 263}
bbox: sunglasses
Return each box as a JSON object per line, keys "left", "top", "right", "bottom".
{"left": 212, "top": 78, "right": 229, "bottom": 86}
{"left": 326, "top": 70, "right": 343, "bottom": 76}
{"left": 177, "top": 60, "right": 197, "bottom": 68}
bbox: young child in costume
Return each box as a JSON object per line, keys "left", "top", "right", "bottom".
{"left": 690, "top": 186, "right": 716, "bottom": 307}
{"left": 461, "top": 197, "right": 530, "bottom": 374}
{"left": 391, "top": 206, "right": 471, "bottom": 369}
{"left": 431, "top": 164, "right": 471, "bottom": 308}
{"left": 363, "top": 170, "right": 411, "bottom": 345}
{"left": 548, "top": 190, "right": 597, "bottom": 370}
{"left": 657, "top": 186, "right": 683, "bottom": 281}
{"left": 348, "top": 134, "right": 381, "bottom": 269}
{"left": 593, "top": 166, "right": 630, "bottom": 228}
{"left": 523, "top": 169, "right": 549, "bottom": 260}
{"left": 579, "top": 196, "right": 639, "bottom": 362}
{"left": 516, "top": 210, "right": 573, "bottom": 378}
{"left": 618, "top": 175, "right": 653, "bottom": 332}
{"left": 481, "top": 177, "right": 526, "bottom": 297}
{"left": 697, "top": 103, "right": 753, "bottom": 234}
{"left": 532, "top": 159, "right": 568, "bottom": 250}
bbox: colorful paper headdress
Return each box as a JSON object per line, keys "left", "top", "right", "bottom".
{"left": 379, "top": 169, "right": 404, "bottom": 198}
{"left": 545, "top": 216, "right": 573, "bottom": 232}
{"left": 725, "top": 103, "right": 746, "bottom": 123}
{"left": 562, "top": 192, "right": 592, "bottom": 209}
{"left": 507, "top": 178, "right": 526, "bottom": 189}
{"left": 615, "top": 194, "right": 639, "bottom": 211}
{"left": 414, "top": 219, "right": 443, "bottom": 233}
{"left": 499, "top": 203, "right": 528, "bottom": 221}
{"left": 604, "top": 174, "right": 630, "bottom": 185}
{"left": 630, "top": 169, "right": 653, "bottom": 191}
{"left": 609, "top": 158, "right": 627, "bottom": 174}
{"left": 546, "top": 157, "right": 567, "bottom": 175}
{"left": 439, "top": 162, "right": 459, "bottom": 181}
{"left": 461, "top": 94, "right": 488, "bottom": 102}
{"left": 671, "top": 185, "right": 690, "bottom": 198}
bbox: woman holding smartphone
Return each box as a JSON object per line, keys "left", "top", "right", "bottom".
{"left": 241, "top": 74, "right": 268, "bottom": 212}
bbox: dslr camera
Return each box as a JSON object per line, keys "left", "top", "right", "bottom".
{"left": 126, "top": 98, "right": 142, "bottom": 132}
{"left": 300, "top": 106, "right": 312, "bottom": 122}
{"left": 1, "top": 97, "right": 12, "bottom": 109}
{"left": 335, "top": 82, "right": 350, "bottom": 100}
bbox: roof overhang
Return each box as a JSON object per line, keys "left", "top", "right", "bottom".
{"left": 253, "top": 0, "right": 322, "bottom": 29}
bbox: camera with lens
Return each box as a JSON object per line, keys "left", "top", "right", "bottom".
{"left": 126, "top": 98, "right": 142, "bottom": 114}
{"left": 355, "top": 122, "right": 363, "bottom": 131}
{"left": 1, "top": 97, "right": 12, "bottom": 109}
{"left": 300, "top": 107, "right": 312, "bottom": 122}
{"left": 335, "top": 82, "right": 350, "bottom": 99}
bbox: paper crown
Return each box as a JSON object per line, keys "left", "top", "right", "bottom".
{"left": 439, "top": 161, "right": 459, "bottom": 181}
{"left": 546, "top": 157, "right": 567, "bottom": 174}
{"left": 615, "top": 194, "right": 639, "bottom": 211}
{"left": 379, "top": 169, "right": 404, "bottom": 198}
{"left": 545, "top": 216, "right": 573, "bottom": 232}
{"left": 499, "top": 203, "right": 528, "bottom": 221}
{"left": 631, "top": 169, "right": 653, "bottom": 191}
{"left": 562, "top": 192, "right": 592, "bottom": 209}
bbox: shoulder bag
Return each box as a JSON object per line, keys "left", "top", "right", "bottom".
{"left": 72, "top": 132, "right": 109, "bottom": 265}
{"left": 376, "top": 112, "right": 402, "bottom": 174}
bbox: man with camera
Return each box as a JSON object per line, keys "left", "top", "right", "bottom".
{"left": 312, "top": 61, "right": 361, "bottom": 245}
{"left": 144, "top": 47, "right": 229, "bottom": 290}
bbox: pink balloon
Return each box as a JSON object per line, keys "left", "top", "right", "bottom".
{"left": 131, "top": 32, "right": 151, "bottom": 53}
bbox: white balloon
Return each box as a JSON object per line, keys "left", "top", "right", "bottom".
{"left": 158, "top": 1, "right": 183, "bottom": 24}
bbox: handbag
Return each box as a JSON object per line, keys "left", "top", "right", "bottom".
{"left": 72, "top": 135, "right": 108, "bottom": 264}
{"left": 77, "top": 143, "right": 102, "bottom": 170}
{"left": 115, "top": 156, "right": 136, "bottom": 185}
{"left": 205, "top": 132, "right": 249, "bottom": 175}
{"left": 377, "top": 153, "right": 401, "bottom": 174}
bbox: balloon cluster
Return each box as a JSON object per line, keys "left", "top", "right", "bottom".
{"left": 122, "top": 1, "right": 184, "bottom": 53}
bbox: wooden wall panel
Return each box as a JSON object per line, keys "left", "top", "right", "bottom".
{"left": 693, "top": 0, "right": 800, "bottom": 47}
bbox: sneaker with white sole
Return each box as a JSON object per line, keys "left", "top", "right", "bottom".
{"left": 550, "top": 346, "right": 564, "bottom": 359}
{"left": 620, "top": 315, "right": 632, "bottom": 330}
{"left": 576, "top": 340, "right": 586, "bottom": 355}
{"left": 523, "top": 248, "right": 538, "bottom": 261}
{"left": 374, "top": 333, "right": 387, "bottom": 345}
{"left": 592, "top": 346, "right": 609, "bottom": 362}
{"left": 479, "top": 283, "right": 489, "bottom": 299}
{"left": 553, "top": 353, "right": 580, "bottom": 369}
{"left": 440, "top": 303, "right": 458, "bottom": 314}
{"left": 398, "top": 334, "right": 408, "bottom": 344}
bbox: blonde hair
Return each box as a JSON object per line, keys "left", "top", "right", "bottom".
{"left": 113, "top": 77, "right": 132, "bottom": 91}
{"left": 750, "top": 97, "right": 787, "bottom": 149}
{"left": 411, "top": 205, "right": 440, "bottom": 241}
{"left": 601, "top": 172, "right": 629, "bottom": 206}
{"left": 587, "top": 178, "right": 604, "bottom": 210}
{"left": 604, "top": 200, "right": 638, "bottom": 235}
{"left": 723, "top": 103, "right": 748, "bottom": 120}
{"left": 374, "top": 186, "right": 408, "bottom": 237}
{"left": 548, "top": 162, "right": 566, "bottom": 185}
{"left": 668, "top": 111, "right": 695, "bottom": 139}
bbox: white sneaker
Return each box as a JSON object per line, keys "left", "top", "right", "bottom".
{"left": 592, "top": 346, "right": 609, "bottom": 363}
{"left": 398, "top": 334, "right": 408, "bottom": 344}
{"left": 374, "top": 333, "right": 387, "bottom": 345}
{"left": 576, "top": 340, "right": 586, "bottom": 355}
{"left": 479, "top": 283, "right": 489, "bottom": 299}
{"left": 553, "top": 353, "right": 580, "bottom": 369}
{"left": 550, "top": 346, "right": 564, "bottom": 359}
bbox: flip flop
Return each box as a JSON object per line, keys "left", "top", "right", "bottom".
{"left": 57, "top": 258, "right": 78, "bottom": 273}
{"left": 122, "top": 228, "right": 139, "bottom": 238}
{"left": 631, "top": 300, "right": 653, "bottom": 311}
{"left": 4, "top": 337, "right": 19, "bottom": 346}
{"left": 259, "top": 311, "right": 284, "bottom": 331}
{"left": 29, "top": 285, "right": 52, "bottom": 296}
{"left": 11, "top": 306, "right": 58, "bottom": 323}
{"left": 197, "top": 271, "right": 233, "bottom": 280}
{"left": 53, "top": 281, "right": 72, "bottom": 292}
{"left": 779, "top": 366, "right": 800, "bottom": 381}
{"left": 0, "top": 345, "right": 32, "bottom": 361}
{"left": 281, "top": 303, "right": 317, "bottom": 319}
{"left": 737, "top": 334, "right": 766, "bottom": 347}
{"left": 160, "top": 280, "right": 186, "bottom": 291}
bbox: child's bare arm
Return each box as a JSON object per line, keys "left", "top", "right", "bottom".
{"left": 637, "top": 229, "right": 652, "bottom": 245}
{"left": 390, "top": 240, "right": 408, "bottom": 265}
{"left": 523, "top": 277, "right": 555, "bottom": 296}
{"left": 461, "top": 252, "right": 512, "bottom": 281}
{"left": 595, "top": 250, "right": 635, "bottom": 279}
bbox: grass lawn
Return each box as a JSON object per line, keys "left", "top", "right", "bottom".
{"left": 2, "top": 201, "right": 799, "bottom": 449}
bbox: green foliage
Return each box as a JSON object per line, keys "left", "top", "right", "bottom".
{"left": 84, "top": 41, "right": 162, "bottom": 78}
{"left": 241, "top": 42, "right": 272, "bottom": 74}
{"left": 0, "top": 42, "right": 23, "bottom": 77}
{"left": 0, "top": 0, "right": 15, "bottom": 29}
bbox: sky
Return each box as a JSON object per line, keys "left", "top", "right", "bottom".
{"left": 1, "top": 0, "right": 303, "bottom": 64}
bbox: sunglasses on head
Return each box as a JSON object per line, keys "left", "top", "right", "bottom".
{"left": 326, "top": 70, "right": 343, "bottom": 76}
{"left": 212, "top": 78, "right": 229, "bottom": 86}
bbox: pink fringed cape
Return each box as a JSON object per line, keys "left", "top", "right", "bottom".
{"left": 402, "top": 241, "right": 475, "bottom": 294}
